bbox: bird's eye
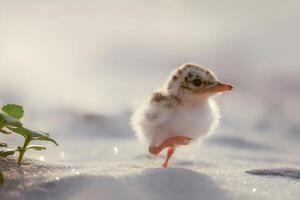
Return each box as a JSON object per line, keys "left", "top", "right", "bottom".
{"left": 192, "top": 79, "right": 202, "bottom": 87}
{"left": 186, "top": 72, "right": 196, "bottom": 81}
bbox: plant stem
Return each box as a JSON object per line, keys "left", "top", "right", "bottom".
{"left": 17, "top": 137, "right": 30, "bottom": 166}
{"left": 0, "top": 170, "right": 4, "bottom": 185}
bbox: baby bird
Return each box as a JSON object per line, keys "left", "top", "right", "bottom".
{"left": 131, "top": 63, "right": 233, "bottom": 168}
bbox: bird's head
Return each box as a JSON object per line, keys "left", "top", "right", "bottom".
{"left": 165, "top": 63, "right": 233, "bottom": 98}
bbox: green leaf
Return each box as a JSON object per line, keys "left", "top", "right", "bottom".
{"left": 0, "top": 149, "right": 15, "bottom": 158}
{"left": 0, "top": 170, "right": 4, "bottom": 186}
{"left": 26, "top": 145, "right": 46, "bottom": 151}
{"left": 7, "top": 126, "right": 58, "bottom": 146}
{"left": 0, "top": 142, "right": 7, "bottom": 148}
{"left": 33, "top": 135, "right": 59, "bottom": 146}
{"left": 0, "top": 112, "right": 22, "bottom": 128}
{"left": 0, "top": 128, "right": 12, "bottom": 134}
{"left": 6, "top": 126, "right": 28, "bottom": 138}
{"left": 2, "top": 104, "right": 24, "bottom": 119}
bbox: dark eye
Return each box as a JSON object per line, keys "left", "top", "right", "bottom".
{"left": 192, "top": 79, "right": 202, "bottom": 87}
{"left": 187, "top": 72, "right": 194, "bottom": 78}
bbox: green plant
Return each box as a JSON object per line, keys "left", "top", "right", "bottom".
{"left": 0, "top": 170, "right": 3, "bottom": 185}
{"left": 0, "top": 104, "right": 22, "bottom": 134}
{"left": 0, "top": 104, "right": 58, "bottom": 165}
{"left": 0, "top": 149, "right": 16, "bottom": 158}
{"left": 9, "top": 126, "right": 58, "bottom": 165}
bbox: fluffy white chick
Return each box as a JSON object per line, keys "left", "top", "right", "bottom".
{"left": 131, "top": 63, "right": 233, "bottom": 167}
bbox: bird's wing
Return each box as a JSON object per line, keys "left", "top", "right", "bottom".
{"left": 130, "top": 92, "right": 178, "bottom": 143}
{"left": 141, "top": 92, "right": 176, "bottom": 125}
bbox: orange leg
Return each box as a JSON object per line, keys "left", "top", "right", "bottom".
{"left": 149, "top": 136, "right": 192, "bottom": 155}
{"left": 162, "top": 146, "right": 175, "bottom": 168}
{"left": 148, "top": 136, "right": 192, "bottom": 168}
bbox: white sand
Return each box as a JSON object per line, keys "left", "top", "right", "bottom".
{"left": 1, "top": 135, "right": 300, "bottom": 200}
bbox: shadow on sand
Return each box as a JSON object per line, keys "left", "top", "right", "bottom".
{"left": 24, "top": 168, "right": 229, "bottom": 200}
{"left": 246, "top": 168, "right": 300, "bottom": 180}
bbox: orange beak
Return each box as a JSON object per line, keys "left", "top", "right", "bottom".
{"left": 206, "top": 82, "right": 233, "bottom": 93}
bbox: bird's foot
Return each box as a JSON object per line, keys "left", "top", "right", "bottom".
{"left": 149, "top": 146, "right": 160, "bottom": 155}
{"left": 162, "top": 163, "right": 168, "bottom": 168}
{"left": 149, "top": 136, "right": 192, "bottom": 158}
{"left": 164, "top": 136, "right": 193, "bottom": 147}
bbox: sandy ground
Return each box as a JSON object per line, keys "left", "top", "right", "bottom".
{"left": 1, "top": 136, "right": 300, "bottom": 200}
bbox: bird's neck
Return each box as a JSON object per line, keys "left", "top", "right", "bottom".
{"left": 181, "top": 93, "right": 211, "bottom": 107}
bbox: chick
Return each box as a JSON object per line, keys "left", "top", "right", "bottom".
{"left": 131, "top": 63, "right": 233, "bottom": 168}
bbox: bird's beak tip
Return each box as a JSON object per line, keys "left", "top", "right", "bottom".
{"left": 217, "top": 82, "right": 234, "bottom": 92}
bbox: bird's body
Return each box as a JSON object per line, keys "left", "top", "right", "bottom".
{"left": 164, "top": 97, "right": 220, "bottom": 142}
{"left": 132, "top": 93, "right": 220, "bottom": 147}
{"left": 131, "top": 63, "right": 232, "bottom": 167}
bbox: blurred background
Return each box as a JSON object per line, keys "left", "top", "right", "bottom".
{"left": 0, "top": 0, "right": 300, "bottom": 164}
